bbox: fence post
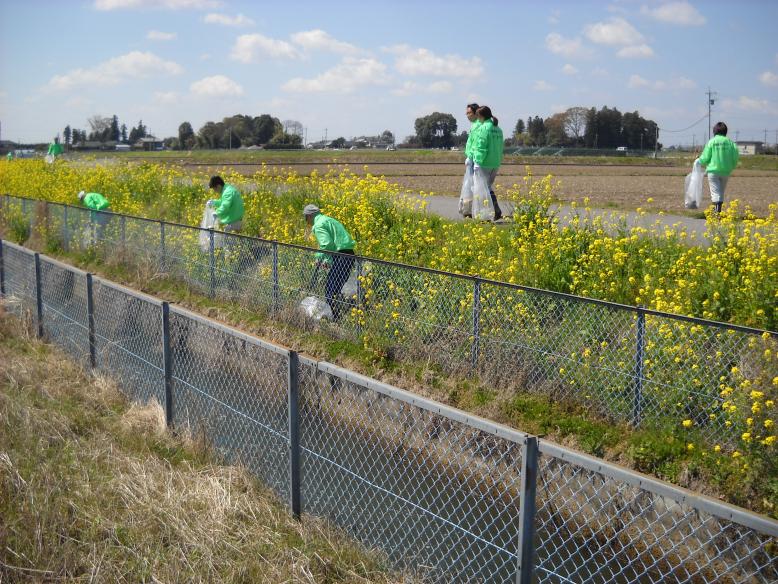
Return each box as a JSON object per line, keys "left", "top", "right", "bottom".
{"left": 63, "top": 205, "right": 69, "bottom": 252}
{"left": 272, "top": 240, "right": 279, "bottom": 312}
{"left": 159, "top": 221, "right": 166, "bottom": 271}
{"left": 355, "top": 257, "right": 363, "bottom": 337}
{"left": 471, "top": 276, "right": 481, "bottom": 371}
{"left": 0, "top": 239, "right": 5, "bottom": 298}
{"left": 287, "top": 350, "right": 302, "bottom": 519}
{"left": 86, "top": 273, "right": 96, "bottom": 369}
{"left": 161, "top": 302, "right": 174, "bottom": 428}
{"left": 120, "top": 215, "right": 126, "bottom": 252}
{"left": 34, "top": 253, "right": 43, "bottom": 338}
{"left": 515, "top": 436, "right": 538, "bottom": 584}
{"left": 633, "top": 307, "right": 646, "bottom": 427}
{"left": 209, "top": 228, "right": 216, "bottom": 298}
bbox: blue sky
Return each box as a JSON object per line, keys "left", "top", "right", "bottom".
{"left": 1, "top": 0, "right": 777, "bottom": 146}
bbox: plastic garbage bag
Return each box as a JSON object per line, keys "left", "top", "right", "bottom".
{"left": 684, "top": 160, "right": 704, "bottom": 209}
{"left": 45, "top": 154, "right": 55, "bottom": 164}
{"left": 472, "top": 166, "right": 496, "bottom": 221}
{"left": 199, "top": 201, "right": 224, "bottom": 252}
{"left": 300, "top": 296, "right": 334, "bottom": 321}
{"left": 340, "top": 268, "right": 359, "bottom": 300}
{"left": 459, "top": 160, "right": 474, "bottom": 217}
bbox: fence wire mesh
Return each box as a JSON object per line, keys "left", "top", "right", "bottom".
{"left": 168, "top": 309, "right": 291, "bottom": 501}
{"left": 298, "top": 361, "right": 526, "bottom": 583}
{"left": 0, "top": 238, "right": 776, "bottom": 584}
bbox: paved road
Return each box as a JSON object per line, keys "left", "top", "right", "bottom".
{"left": 417, "top": 194, "right": 711, "bottom": 243}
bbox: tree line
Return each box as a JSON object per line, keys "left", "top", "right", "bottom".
{"left": 410, "top": 106, "right": 659, "bottom": 150}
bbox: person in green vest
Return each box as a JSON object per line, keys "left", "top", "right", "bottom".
{"left": 471, "top": 105, "right": 504, "bottom": 220}
{"left": 78, "top": 190, "right": 111, "bottom": 244}
{"left": 696, "top": 121, "right": 739, "bottom": 214}
{"left": 303, "top": 204, "right": 356, "bottom": 320}
{"left": 460, "top": 102, "right": 482, "bottom": 218}
{"left": 208, "top": 175, "right": 244, "bottom": 233}
{"left": 6, "top": 151, "right": 13, "bottom": 162}
{"left": 47, "top": 138, "right": 64, "bottom": 157}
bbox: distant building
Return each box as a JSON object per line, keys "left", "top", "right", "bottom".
{"left": 115, "top": 144, "right": 131, "bottom": 151}
{"left": 133, "top": 136, "right": 163, "bottom": 151}
{"left": 736, "top": 141, "right": 763, "bottom": 156}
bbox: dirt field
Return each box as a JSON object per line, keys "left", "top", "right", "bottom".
{"left": 184, "top": 161, "right": 778, "bottom": 217}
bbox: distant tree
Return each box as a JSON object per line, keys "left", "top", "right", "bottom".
{"left": 414, "top": 112, "right": 458, "bottom": 148}
{"left": 329, "top": 137, "right": 347, "bottom": 148}
{"left": 120, "top": 123, "right": 128, "bottom": 143}
{"left": 527, "top": 116, "right": 546, "bottom": 146}
{"left": 196, "top": 121, "right": 224, "bottom": 149}
{"left": 380, "top": 130, "right": 395, "bottom": 144}
{"left": 87, "top": 115, "right": 112, "bottom": 141}
{"left": 128, "top": 120, "right": 147, "bottom": 144}
{"left": 252, "top": 114, "right": 282, "bottom": 145}
{"left": 583, "top": 107, "right": 598, "bottom": 147}
{"left": 514, "top": 118, "right": 526, "bottom": 136}
{"left": 563, "top": 107, "right": 588, "bottom": 144}
{"left": 269, "top": 131, "right": 302, "bottom": 147}
{"left": 178, "top": 121, "right": 195, "bottom": 150}
{"left": 544, "top": 113, "right": 568, "bottom": 146}
{"left": 282, "top": 119, "right": 304, "bottom": 138}
{"left": 63, "top": 125, "right": 72, "bottom": 147}
{"left": 110, "top": 115, "right": 120, "bottom": 142}
{"left": 163, "top": 137, "right": 179, "bottom": 149}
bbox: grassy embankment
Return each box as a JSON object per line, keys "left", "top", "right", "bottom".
{"left": 0, "top": 308, "right": 402, "bottom": 582}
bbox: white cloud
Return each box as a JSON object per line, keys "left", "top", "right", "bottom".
{"left": 203, "top": 13, "right": 254, "bottom": 27}
{"left": 291, "top": 30, "right": 359, "bottom": 54}
{"left": 592, "top": 67, "right": 609, "bottom": 77}
{"left": 154, "top": 91, "right": 180, "bottom": 104}
{"left": 628, "top": 74, "right": 650, "bottom": 88}
{"left": 95, "top": 0, "right": 220, "bottom": 10}
{"left": 46, "top": 51, "right": 183, "bottom": 91}
{"left": 383, "top": 45, "right": 483, "bottom": 78}
{"left": 640, "top": 1, "right": 706, "bottom": 26}
{"left": 64, "top": 96, "right": 94, "bottom": 108}
{"left": 147, "top": 30, "right": 176, "bottom": 41}
{"left": 728, "top": 96, "right": 776, "bottom": 114}
{"left": 562, "top": 63, "right": 578, "bottom": 75}
{"left": 392, "top": 80, "right": 453, "bottom": 96}
{"left": 427, "top": 80, "right": 453, "bottom": 93}
{"left": 230, "top": 34, "right": 300, "bottom": 62}
{"left": 190, "top": 75, "right": 244, "bottom": 97}
{"left": 759, "top": 71, "right": 778, "bottom": 87}
{"left": 617, "top": 44, "right": 655, "bottom": 58}
{"left": 533, "top": 80, "right": 555, "bottom": 91}
{"left": 545, "top": 33, "right": 593, "bottom": 59}
{"left": 548, "top": 9, "right": 560, "bottom": 25}
{"left": 283, "top": 57, "right": 389, "bottom": 93}
{"left": 677, "top": 76, "right": 696, "bottom": 89}
{"left": 585, "top": 17, "right": 644, "bottom": 46}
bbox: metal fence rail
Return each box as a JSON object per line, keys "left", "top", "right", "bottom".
{"left": 1, "top": 239, "right": 776, "bottom": 583}
{"left": 1, "top": 195, "right": 777, "bottom": 453}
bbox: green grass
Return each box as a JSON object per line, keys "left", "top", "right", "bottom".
{"left": 0, "top": 310, "right": 403, "bottom": 583}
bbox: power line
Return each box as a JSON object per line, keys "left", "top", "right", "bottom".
{"left": 658, "top": 114, "right": 709, "bottom": 133}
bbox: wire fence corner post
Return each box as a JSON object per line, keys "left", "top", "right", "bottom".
{"left": 471, "top": 276, "right": 481, "bottom": 372}
{"left": 161, "top": 301, "right": 174, "bottom": 428}
{"left": 515, "top": 436, "right": 538, "bottom": 584}
{"left": 0, "top": 239, "right": 5, "bottom": 298}
{"left": 86, "top": 273, "right": 96, "bottom": 369}
{"left": 355, "top": 257, "right": 363, "bottom": 337}
{"left": 208, "top": 228, "right": 216, "bottom": 298}
{"left": 33, "top": 252, "right": 43, "bottom": 338}
{"left": 287, "top": 350, "right": 302, "bottom": 519}
{"left": 272, "top": 240, "right": 279, "bottom": 312}
{"left": 159, "top": 221, "right": 166, "bottom": 271}
{"left": 633, "top": 306, "right": 646, "bottom": 427}
{"left": 63, "top": 205, "right": 69, "bottom": 252}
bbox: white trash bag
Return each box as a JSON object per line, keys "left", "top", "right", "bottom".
{"left": 340, "top": 268, "right": 359, "bottom": 300}
{"left": 684, "top": 160, "right": 704, "bottom": 209}
{"left": 472, "top": 166, "right": 496, "bottom": 221}
{"left": 459, "top": 161, "right": 474, "bottom": 217}
{"left": 45, "top": 154, "right": 55, "bottom": 164}
{"left": 300, "top": 296, "right": 334, "bottom": 321}
{"left": 199, "top": 201, "right": 224, "bottom": 252}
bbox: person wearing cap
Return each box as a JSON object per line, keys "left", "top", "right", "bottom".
{"left": 303, "top": 204, "right": 356, "bottom": 320}
{"left": 78, "top": 190, "right": 111, "bottom": 244}
{"left": 47, "top": 138, "right": 64, "bottom": 158}
{"left": 208, "top": 175, "right": 244, "bottom": 233}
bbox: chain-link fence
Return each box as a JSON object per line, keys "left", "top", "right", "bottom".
{"left": 1, "top": 239, "right": 776, "bottom": 583}
{"left": 2, "top": 194, "right": 777, "bottom": 452}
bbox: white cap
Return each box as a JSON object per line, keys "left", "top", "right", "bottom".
{"left": 78, "top": 190, "right": 86, "bottom": 200}
{"left": 303, "top": 204, "right": 320, "bottom": 217}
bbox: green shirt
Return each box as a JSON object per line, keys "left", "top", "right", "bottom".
{"left": 472, "top": 119, "right": 504, "bottom": 169}
{"left": 82, "top": 192, "right": 110, "bottom": 211}
{"left": 6, "top": 152, "right": 12, "bottom": 161}
{"left": 465, "top": 119, "right": 482, "bottom": 160}
{"left": 47, "top": 143, "right": 64, "bottom": 156}
{"left": 213, "top": 183, "right": 244, "bottom": 225}
{"left": 699, "top": 135, "right": 739, "bottom": 176}
{"left": 312, "top": 213, "right": 355, "bottom": 262}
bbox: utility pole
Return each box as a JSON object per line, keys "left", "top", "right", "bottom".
{"left": 692, "top": 134, "right": 695, "bottom": 152}
{"left": 735, "top": 130, "right": 740, "bottom": 142}
{"left": 228, "top": 127, "right": 232, "bottom": 150}
{"left": 304, "top": 127, "right": 308, "bottom": 147}
{"left": 706, "top": 87, "right": 717, "bottom": 142}
{"left": 654, "top": 125, "right": 658, "bottom": 158}
{"left": 764, "top": 129, "right": 768, "bottom": 148}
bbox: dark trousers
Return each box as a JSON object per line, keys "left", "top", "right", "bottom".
{"left": 326, "top": 250, "right": 355, "bottom": 320}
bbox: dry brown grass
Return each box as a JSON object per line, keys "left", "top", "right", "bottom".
{"left": 0, "top": 307, "right": 408, "bottom": 583}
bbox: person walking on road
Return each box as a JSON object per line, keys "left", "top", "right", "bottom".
{"left": 697, "top": 122, "right": 739, "bottom": 214}
{"left": 472, "top": 106, "right": 504, "bottom": 220}
{"left": 208, "top": 175, "right": 244, "bottom": 233}
{"left": 303, "top": 204, "right": 356, "bottom": 320}
{"left": 460, "top": 103, "right": 482, "bottom": 218}
{"left": 78, "top": 190, "right": 111, "bottom": 244}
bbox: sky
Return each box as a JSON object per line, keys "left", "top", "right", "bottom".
{"left": 1, "top": 0, "right": 777, "bottom": 146}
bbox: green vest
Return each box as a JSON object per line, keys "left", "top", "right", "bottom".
{"left": 472, "top": 119, "right": 504, "bottom": 169}
{"left": 699, "top": 135, "right": 739, "bottom": 176}
{"left": 213, "top": 183, "right": 245, "bottom": 225}
{"left": 83, "top": 192, "right": 109, "bottom": 211}
{"left": 312, "top": 213, "right": 355, "bottom": 261}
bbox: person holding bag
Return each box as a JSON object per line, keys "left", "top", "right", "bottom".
{"left": 459, "top": 103, "right": 481, "bottom": 218}
{"left": 471, "top": 106, "right": 504, "bottom": 221}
